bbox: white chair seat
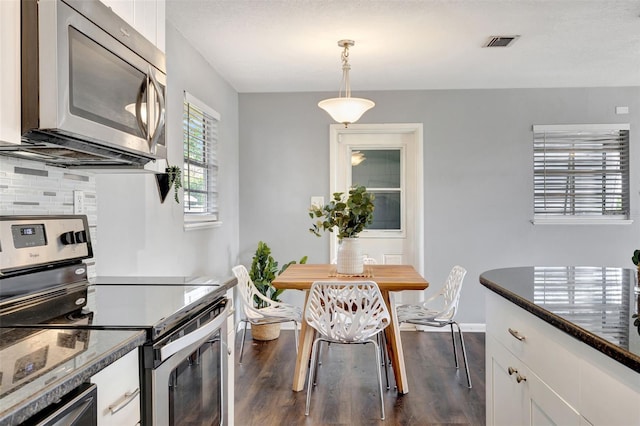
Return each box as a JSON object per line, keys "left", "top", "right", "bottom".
{"left": 248, "top": 304, "right": 302, "bottom": 323}
{"left": 396, "top": 304, "right": 451, "bottom": 325}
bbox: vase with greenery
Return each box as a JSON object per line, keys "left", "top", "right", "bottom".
{"left": 309, "top": 185, "right": 375, "bottom": 274}
{"left": 248, "top": 241, "right": 307, "bottom": 339}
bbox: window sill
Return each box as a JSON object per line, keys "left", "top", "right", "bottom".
{"left": 531, "top": 218, "right": 633, "bottom": 225}
{"left": 184, "top": 219, "right": 222, "bottom": 231}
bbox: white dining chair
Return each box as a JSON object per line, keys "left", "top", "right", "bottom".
{"left": 304, "top": 280, "right": 390, "bottom": 419}
{"left": 232, "top": 265, "right": 301, "bottom": 364}
{"left": 395, "top": 265, "right": 472, "bottom": 388}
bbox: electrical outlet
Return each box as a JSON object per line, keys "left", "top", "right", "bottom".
{"left": 73, "top": 190, "right": 85, "bottom": 214}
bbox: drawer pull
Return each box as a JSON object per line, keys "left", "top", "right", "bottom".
{"left": 108, "top": 388, "right": 140, "bottom": 415}
{"left": 516, "top": 374, "right": 527, "bottom": 383}
{"left": 508, "top": 366, "right": 518, "bottom": 376}
{"left": 508, "top": 328, "right": 526, "bottom": 341}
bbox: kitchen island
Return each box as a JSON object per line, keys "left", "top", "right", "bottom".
{"left": 480, "top": 266, "right": 640, "bottom": 426}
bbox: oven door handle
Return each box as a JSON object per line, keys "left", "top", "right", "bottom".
{"left": 159, "top": 302, "right": 231, "bottom": 362}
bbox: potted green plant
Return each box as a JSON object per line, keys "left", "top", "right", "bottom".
{"left": 249, "top": 241, "right": 307, "bottom": 340}
{"left": 155, "top": 164, "right": 182, "bottom": 204}
{"left": 309, "top": 185, "right": 374, "bottom": 274}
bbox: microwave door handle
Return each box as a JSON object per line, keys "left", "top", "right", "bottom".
{"left": 148, "top": 66, "right": 165, "bottom": 154}
{"left": 135, "top": 78, "right": 148, "bottom": 138}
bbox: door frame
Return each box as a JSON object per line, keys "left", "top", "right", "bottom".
{"left": 329, "top": 123, "right": 424, "bottom": 275}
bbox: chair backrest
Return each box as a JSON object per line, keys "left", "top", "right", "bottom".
{"left": 433, "top": 265, "right": 467, "bottom": 321}
{"left": 232, "top": 265, "right": 268, "bottom": 320}
{"left": 305, "top": 281, "right": 390, "bottom": 343}
{"left": 363, "top": 257, "right": 378, "bottom": 265}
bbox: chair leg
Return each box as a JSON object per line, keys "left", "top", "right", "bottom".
{"left": 238, "top": 320, "right": 249, "bottom": 364}
{"left": 449, "top": 322, "right": 459, "bottom": 368}
{"left": 370, "top": 339, "right": 386, "bottom": 420}
{"left": 312, "top": 340, "right": 322, "bottom": 386}
{"left": 453, "top": 321, "right": 472, "bottom": 388}
{"left": 293, "top": 320, "right": 299, "bottom": 354}
{"left": 305, "top": 339, "right": 322, "bottom": 416}
{"left": 378, "top": 332, "right": 390, "bottom": 389}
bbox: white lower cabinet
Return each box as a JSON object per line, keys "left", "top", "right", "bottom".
{"left": 488, "top": 335, "right": 580, "bottom": 426}
{"left": 485, "top": 291, "right": 640, "bottom": 426}
{"left": 91, "top": 349, "right": 141, "bottom": 425}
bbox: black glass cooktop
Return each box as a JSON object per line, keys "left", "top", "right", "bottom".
{"left": 2, "top": 283, "right": 228, "bottom": 340}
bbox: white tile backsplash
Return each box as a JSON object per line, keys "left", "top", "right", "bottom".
{"left": 0, "top": 156, "right": 98, "bottom": 277}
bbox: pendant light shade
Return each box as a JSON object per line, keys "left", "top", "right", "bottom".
{"left": 318, "top": 97, "right": 375, "bottom": 125}
{"left": 318, "top": 40, "right": 375, "bottom": 127}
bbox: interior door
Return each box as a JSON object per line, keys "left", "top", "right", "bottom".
{"left": 330, "top": 123, "right": 424, "bottom": 303}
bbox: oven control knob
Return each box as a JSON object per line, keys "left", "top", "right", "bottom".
{"left": 60, "top": 231, "right": 76, "bottom": 245}
{"left": 74, "top": 230, "right": 88, "bottom": 243}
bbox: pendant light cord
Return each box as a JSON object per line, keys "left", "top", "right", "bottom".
{"left": 340, "top": 44, "right": 351, "bottom": 98}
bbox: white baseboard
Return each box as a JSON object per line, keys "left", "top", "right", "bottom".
{"left": 239, "top": 322, "right": 486, "bottom": 333}
{"left": 401, "top": 323, "right": 486, "bottom": 333}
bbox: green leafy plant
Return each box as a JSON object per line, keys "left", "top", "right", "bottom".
{"left": 166, "top": 165, "right": 182, "bottom": 204}
{"left": 632, "top": 250, "right": 640, "bottom": 267}
{"left": 309, "top": 185, "right": 375, "bottom": 240}
{"left": 249, "top": 241, "right": 307, "bottom": 309}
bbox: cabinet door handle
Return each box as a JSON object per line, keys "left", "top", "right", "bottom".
{"left": 516, "top": 374, "right": 527, "bottom": 383}
{"left": 508, "top": 366, "right": 518, "bottom": 376}
{"left": 508, "top": 328, "right": 526, "bottom": 341}
{"left": 108, "top": 387, "right": 140, "bottom": 415}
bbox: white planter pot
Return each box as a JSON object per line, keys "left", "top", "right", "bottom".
{"left": 336, "top": 237, "right": 363, "bottom": 274}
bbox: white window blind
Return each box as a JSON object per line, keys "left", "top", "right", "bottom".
{"left": 533, "top": 124, "right": 630, "bottom": 221}
{"left": 183, "top": 92, "right": 220, "bottom": 227}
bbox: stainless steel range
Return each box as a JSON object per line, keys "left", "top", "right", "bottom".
{"left": 0, "top": 215, "right": 233, "bottom": 425}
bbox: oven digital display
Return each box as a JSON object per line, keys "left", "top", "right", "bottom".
{"left": 11, "top": 224, "right": 47, "bottom": 248}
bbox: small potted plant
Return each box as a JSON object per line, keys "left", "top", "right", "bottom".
{"left": 632, "top": 249, "right": 640, "bottom": 288}
{"left": 155, "top": 164, "right": 182, "bottom": 204}
{"left": 249, "top": 241, "right": 307, "bottom": 340}
{"left": 309, "top": 185, "right": 374, "bottom": 274}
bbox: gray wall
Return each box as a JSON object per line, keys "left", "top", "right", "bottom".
{"left": 239, "top": 87, "right": 640, "bottom": 323}
{"left": 95, "top": 22, "right": 240, "bottom": 278}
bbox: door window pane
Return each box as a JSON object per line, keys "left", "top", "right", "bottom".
{"left": 352, "top": 150, "right": 400, "bottom": 188}
{"left": 369, "top": 191, "right": 401, "bottom": 230}
{"left": 352, "top": 149, "right": 402, "bottom": 230}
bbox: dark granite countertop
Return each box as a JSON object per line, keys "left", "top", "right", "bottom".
{"left": 480, "top": 266, "right": 640, "bottom": 373}
{"left": 0, "top": 328, "right": 145, "bottom": 426}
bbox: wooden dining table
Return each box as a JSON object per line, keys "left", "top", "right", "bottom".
{"left": 272, "top": 263, "right": 429, "bottom": 394}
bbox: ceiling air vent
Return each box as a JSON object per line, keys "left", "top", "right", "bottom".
{"left": 484, "top": 35, "right": 520, "bottom": 48}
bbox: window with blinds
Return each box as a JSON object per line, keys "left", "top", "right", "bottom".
{"left": 183, "top": 93, "right": 220, "bottom": 226}
{"left": 533, "top": 124, "right": 630, "bottom": 222}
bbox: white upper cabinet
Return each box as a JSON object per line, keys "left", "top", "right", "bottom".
{"left": 101, "top": 0, "right": 165, "bottom": 52}
{"left": 0, "top": 0, "right": 21, "bottom": 145}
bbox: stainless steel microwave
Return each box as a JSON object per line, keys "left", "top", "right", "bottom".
{"left": 0, "top": 0, "right": 167, "bottom": 169}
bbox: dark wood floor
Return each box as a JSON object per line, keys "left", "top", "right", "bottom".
{"left": 234, "top": 330, "right": 486, "bottom": 425}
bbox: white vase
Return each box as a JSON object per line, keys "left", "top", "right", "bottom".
{"left": 336, "top": 237, "right": 364, "bottom": 274}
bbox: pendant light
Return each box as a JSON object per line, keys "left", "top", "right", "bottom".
{"left": 318, "top": 40, "right": 375, "bottom": 127}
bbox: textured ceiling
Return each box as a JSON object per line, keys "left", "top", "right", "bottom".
{"left": 166, "top": 0, "right": 640, "bottom": 93}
